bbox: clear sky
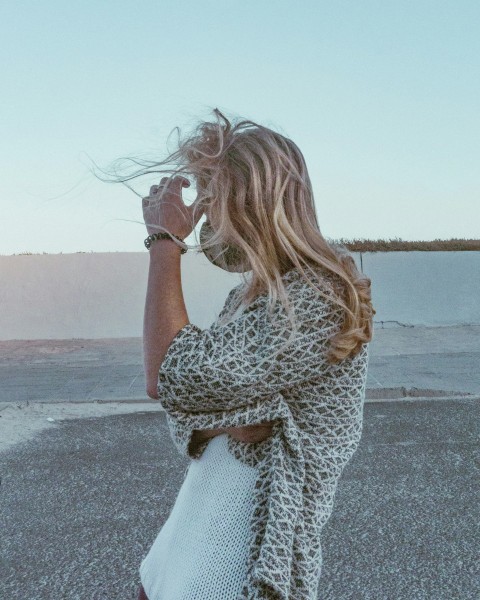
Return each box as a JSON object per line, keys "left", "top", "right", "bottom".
{"left": 1, "top": 0, "right": 479, "bottom": 255}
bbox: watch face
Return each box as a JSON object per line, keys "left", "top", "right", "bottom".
{"left": 199, "top": 219, "right": 251, "bottom": 273}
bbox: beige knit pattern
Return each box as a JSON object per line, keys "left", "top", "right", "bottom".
{"left": 157, "top": 267, "right": 370, "bottom": 600}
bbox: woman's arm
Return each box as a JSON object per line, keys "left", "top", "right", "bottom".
{"left": 143, "top": 238, "right": 273, "bottom": 442}
{"left": 141, "top": 175, "right": 275, "bottom": 447}
{"left": 143, "top": 240, "right": 189, "bottom": 398}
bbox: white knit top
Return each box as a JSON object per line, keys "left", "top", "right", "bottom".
{"left": 139, "top": 433, "right": 260, "bottom": 599}
{"left": 156, "top": 266, "right": 370, "bottom": 600}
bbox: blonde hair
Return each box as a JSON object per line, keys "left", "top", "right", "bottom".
{"left": 95, "top": 108, "right": 376, "bottom": 364}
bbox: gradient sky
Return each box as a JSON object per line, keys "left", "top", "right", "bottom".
{"left": 1, "top": 0, "right": 479, "bottom": 255}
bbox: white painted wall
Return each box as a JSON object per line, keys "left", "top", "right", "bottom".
{"left": 0, "top": 251, "right": 478, "bottom": 340}
{"left": 362, "top": 251, "right": 480, "bottom": 327}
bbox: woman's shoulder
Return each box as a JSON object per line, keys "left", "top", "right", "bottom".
{"left": 232, "top": 266, "right": 341, "bottom": 305}
{"left": 216, "top": 265, "right": 343, "bottom": 327}
{"left": 281, "top": 265, "right": 343, "bottom": 306}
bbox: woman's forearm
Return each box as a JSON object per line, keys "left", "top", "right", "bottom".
{"left": 192, "top": 423, "right": 277, "bottom": 446}
{"left": 143, "top": 240, "right": 189, "bottom": 398}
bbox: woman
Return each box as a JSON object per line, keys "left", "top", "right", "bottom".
{"left": 123, "top": 109, "right": 374, "bottom": 599}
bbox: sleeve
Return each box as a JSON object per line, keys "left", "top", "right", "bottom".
{"left": 156, "top": 279, "right": 343, "bottom": 413}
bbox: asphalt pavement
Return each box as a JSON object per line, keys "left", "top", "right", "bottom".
{"left": 0, "top": 324, "right": 479, "bottom": 599}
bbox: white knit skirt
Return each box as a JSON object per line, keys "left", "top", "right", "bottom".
{"left": 139, "top": 433, "right": 260, "bottom": 600}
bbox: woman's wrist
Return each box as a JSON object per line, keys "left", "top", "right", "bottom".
{"left": 148, "top": 237, "right": 183, "bottom": 258}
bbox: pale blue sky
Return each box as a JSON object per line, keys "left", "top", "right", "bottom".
{"left": 1, "top": 0, "right": 479, "bottom": 254}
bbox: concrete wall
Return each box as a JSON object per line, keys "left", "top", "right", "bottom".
{"left": 362, "top": 251, "right": 480, "bottom": 327}
{"left": 1, "top": 251, "right": 478, "bottom": 340}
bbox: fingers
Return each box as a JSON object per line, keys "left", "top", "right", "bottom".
{"left": 168, "top": 175, "right": 190, "bottom": 194}
{"left": 148, "top": 176, "right": 190, "bottom": 199}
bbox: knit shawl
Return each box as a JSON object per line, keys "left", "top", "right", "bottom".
{"left": 157, "top": 267, "right": 369, "bottom": 600}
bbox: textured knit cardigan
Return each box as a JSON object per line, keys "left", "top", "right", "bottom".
{"left": 156, "top": 267, "right": 370, "bottom": 600}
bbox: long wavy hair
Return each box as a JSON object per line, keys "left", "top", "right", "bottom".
{"left": 93, "top": 107, "right": 376, "bottom": 364}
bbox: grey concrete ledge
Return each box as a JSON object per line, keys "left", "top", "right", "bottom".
{"left": 2, "top": 388, "right": 476, "bottom": 407}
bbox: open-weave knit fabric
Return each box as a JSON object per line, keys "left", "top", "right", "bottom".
{"left": 157, "top": 266, "right": 370, "bottom": 600}
{"left": 140, "top": 433, "right": 260, "bottom": 600}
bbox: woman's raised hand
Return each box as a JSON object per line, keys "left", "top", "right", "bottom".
{"left": 142, "top": 175, "right": 204, "bottom": 239}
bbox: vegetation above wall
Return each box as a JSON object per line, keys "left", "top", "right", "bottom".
{"left": 5, "top": 237, "right": 480, "bottom": 255}
{"left": 329, "top": 237, "right": 479, "bottom": 252}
